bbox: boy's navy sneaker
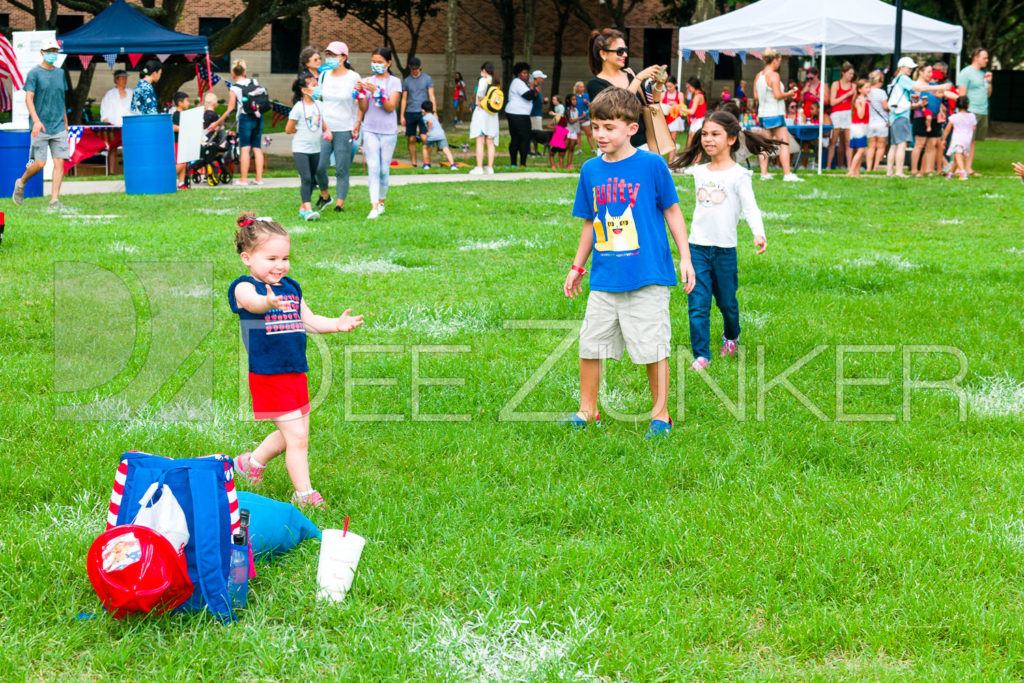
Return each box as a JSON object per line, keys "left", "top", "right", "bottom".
{"left": 646, "top": 417, "right": 673, "bottom": 439}
{"left": 422, "top": 164, "right": 432, "bottom": 170}
{"left": 563, "top": 412, "right": 600, "bottom": 429}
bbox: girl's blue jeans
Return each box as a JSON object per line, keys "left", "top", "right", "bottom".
{"left": 687, "top": 244, "right": 740, "bottom": 360}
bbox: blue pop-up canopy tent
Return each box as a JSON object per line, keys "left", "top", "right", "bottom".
{"left": 58, "top": 0, "right": 208, "bottom": 58}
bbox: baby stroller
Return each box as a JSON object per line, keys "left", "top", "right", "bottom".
{"left": 184, "top": 129, "right": 238, "bottom": 187}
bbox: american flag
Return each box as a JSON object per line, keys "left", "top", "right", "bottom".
{"left": 196, "top": 62, "right": 221, "bottom": 87}
{"left": 0, "top": 34, "right": 26, "bottom": 112}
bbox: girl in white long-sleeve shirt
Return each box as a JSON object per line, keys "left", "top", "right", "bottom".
{"left": 670, "top": 111, "right": 781, "bottom": 370}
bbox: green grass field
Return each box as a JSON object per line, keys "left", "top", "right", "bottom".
{"left": 2, "top": 141, "right": 1024, "bottom": 680}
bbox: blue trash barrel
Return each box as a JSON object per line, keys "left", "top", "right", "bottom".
{"left": 0, "top": 130, "right": 44, "bottom": 199}
{"left": 121, "top": 114, "right": 177, "bottom": 195}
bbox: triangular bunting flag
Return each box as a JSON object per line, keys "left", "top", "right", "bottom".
{"left": 804, "top": 45, "right": 816, "bottom": 56}
{"left": 78, "top": 54, "right": 93, "bottom": 69}
{"left": 127, "top": 53, "right": 142, "bottom": 68}
{"left": 749, "top": 50, "right": 763, "bottom": 60}
{"left": 722, "top": 50, "right": 735, "bottom": 57}
{"left": 737, "top": 51, "right": 747, "bottom": 63}
{"left": 791, "top": 47, "right": 805, "bottom": 56}
{"left": 103, "top": 53, "right": 117, "bottom": 68}
{"left": 779, "top": 48, "right": 790, "bottom": 56}
{"left": 709, "top": 50, "right": 720, "bottom": 64}
{"left": 184, "top": 54, "right": 198, "bottom": 62}
{"left": 156, "top": 53, "right": 170, "bottom": 63}
{"left": 695, "top": 50, "right": 706, "bottom": 63}
{"left": 681, "top": 48, "right": 691, "bottom": 61}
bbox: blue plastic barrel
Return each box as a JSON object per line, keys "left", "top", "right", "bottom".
{"left": 0, "top": 130, "right": 44, "bottom": 199}
{"left": 121, "top": 114, "right": 177, "bottom": 195}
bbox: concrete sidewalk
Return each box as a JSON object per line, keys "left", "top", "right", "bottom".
{"left": 53, "top": 169, "right": 576, "bottom": 195}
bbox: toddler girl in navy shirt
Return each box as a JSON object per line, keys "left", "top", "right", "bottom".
{"left": 228, "top": 212, "right": 363, "bottom": 507}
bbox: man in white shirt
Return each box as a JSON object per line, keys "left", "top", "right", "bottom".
{"left": 99, "top": 70, "right": 133, "bottom": 126}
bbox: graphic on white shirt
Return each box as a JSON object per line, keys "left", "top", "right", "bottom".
{"left": 696, "top": 180, "right": 727, "bottom": 208}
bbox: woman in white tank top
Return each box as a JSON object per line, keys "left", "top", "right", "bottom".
{"left": 754, "top": 48, "right": 802, "bottom": 182}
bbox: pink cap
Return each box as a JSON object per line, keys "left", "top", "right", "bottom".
{"left": 326, "top": 41, "right": 348, "bottom": 57}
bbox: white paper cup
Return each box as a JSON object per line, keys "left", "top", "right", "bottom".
{"left": 316, "top": 528, "right": 366, "bottom": 601}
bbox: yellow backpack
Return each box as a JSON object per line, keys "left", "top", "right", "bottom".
{"left": 481, "top": 85, "right": 504, "bottom": 114}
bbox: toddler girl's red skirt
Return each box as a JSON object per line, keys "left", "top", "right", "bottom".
{"left": 248, "top": 372, "right": 310, "bottom": 419}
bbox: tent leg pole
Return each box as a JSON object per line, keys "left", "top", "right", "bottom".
{"left": 956, "top": 52, "right": 961, "bottom": 78}
{"left": 818, "top": 45, "right": 825, "bottom": 175}
{"left": 676, "top": 30, "right": 683, "bottom": 85}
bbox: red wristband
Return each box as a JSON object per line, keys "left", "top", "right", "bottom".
{"left": 571, "top": 264, "right": 586, "bottom": 275}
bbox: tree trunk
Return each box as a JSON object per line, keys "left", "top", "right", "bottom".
{"left": 523, "top": 0, "right": 535, "bottom": 66}
{"left": 550, "top": 4, "right": 571, "bottom": 97}
{"left": 442, "top": 0, "right": 457, "bottom": 125}
{"left": 499, "top": 2, "right": 517, "bottom": 88}
{"left": 693, "top": 0, "right": 714, "bottom": 94}
{"left": 157, "top": 62, "right": 202, "bottom": 106}
{"left": 300, "top": 8, "right": 310, "bottom": 49}
{"left": 67, "top": 62, "right": 97, "bottom": 124}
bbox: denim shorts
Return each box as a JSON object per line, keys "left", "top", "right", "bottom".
{"left": 759, "top": 115, "right": 785, "bottom": 130}
{"left": 237, "top": 113, "right": 263, "bottom": 149}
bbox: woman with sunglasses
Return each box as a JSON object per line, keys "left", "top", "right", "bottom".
{"left": 585, "top": 28, "right": 667, "bottom": 150}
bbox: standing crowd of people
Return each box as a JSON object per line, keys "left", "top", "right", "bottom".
{"left": 9, "top": 36, "right": 1005, "bottom": 216}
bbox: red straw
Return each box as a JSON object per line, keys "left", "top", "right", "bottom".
{"left": 342, "top": 516, "right": 350, "bottom": 537}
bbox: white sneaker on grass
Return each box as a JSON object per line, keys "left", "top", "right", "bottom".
{"left": 376, "top": 202, "right": 385, "bottom": 215}
{"left": 367, "top": 207, "right": 380, "bottom": 219}
{"left": 469, "top": 167, "right": 484, "bottom": 175}
{"left": 759, "top": 174, "right": 773, "bottom": 180}
{"left": 484, "top": 166, "right": 494, "bottom": 174}
{"left": 12, "top": 179, "right": 25, "bottom": 205}
{"left": 782, "top": 173, "right": 804, "bottom": 182}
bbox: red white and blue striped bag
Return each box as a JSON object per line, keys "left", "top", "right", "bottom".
{"left": 105, "top": 451, "right": 241, "bottom": 619}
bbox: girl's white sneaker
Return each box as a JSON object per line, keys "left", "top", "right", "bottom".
{"left": 367, "top": 207, "right": 380, "bottom": 219}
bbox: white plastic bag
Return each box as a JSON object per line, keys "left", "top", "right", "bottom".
{"left": 132, "top": 483, "right": 190, "bottom": 552}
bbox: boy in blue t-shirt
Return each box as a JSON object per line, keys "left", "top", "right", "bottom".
{"left": 563, "top": 87, "right": 695, "bottom": 438}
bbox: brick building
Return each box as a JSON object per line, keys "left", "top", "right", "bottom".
{"left": 2, "top": 0, "right": 774, "bottom": 106}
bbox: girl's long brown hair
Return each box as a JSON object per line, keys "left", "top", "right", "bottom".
{"left": 669, "top": 111, "right": 783, "bottom": 169}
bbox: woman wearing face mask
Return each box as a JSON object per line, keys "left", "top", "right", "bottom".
{"left": 357, "top": 47, "right": 403, "bottom": 219}
{"left": 316, "top": 42, "right": 361, "bottom": 213}
{"left": 130, "top": 60, "right": 162, "bottom": 115}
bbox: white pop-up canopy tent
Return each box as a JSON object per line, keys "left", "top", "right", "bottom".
{"left": 676, "top": 0, "right": 963, "bottom": 172}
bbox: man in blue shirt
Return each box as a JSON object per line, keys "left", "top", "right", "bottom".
{"left": 957, "top": 47, "right": 992, "bottom": 176}
{"left": 13, "top": 39, "right": 69, "bottom": 211}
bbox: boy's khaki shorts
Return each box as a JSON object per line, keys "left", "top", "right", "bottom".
{"left": 579, "top": 285, "right": 671, "bottom": 364}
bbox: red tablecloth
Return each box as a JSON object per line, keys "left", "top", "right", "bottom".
{"left": 65, "top": 126, "right": 122, "bottom": 171}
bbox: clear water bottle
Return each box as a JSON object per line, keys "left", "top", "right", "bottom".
{"left": 228, "top": 509, "right": 250, "bottom": 608}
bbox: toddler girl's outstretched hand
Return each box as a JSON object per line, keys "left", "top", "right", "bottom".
{"left": 754, "top": 235, "right": 767, "bottom": 255}
{"left": 1013, "top": 162, "right": 1024, "bottom": 180}
{"left": 336, "top": 309, "right": 364, "bottom": 332}
{"left": 266, "top": 287, "right": 295, "bottom": 312}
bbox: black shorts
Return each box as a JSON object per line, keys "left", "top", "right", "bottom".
{"left": 404, "top": 111, "right": 427, "bottom": 138}
{"left": 912, "top": 116, "right": 940, "bottom": 138}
